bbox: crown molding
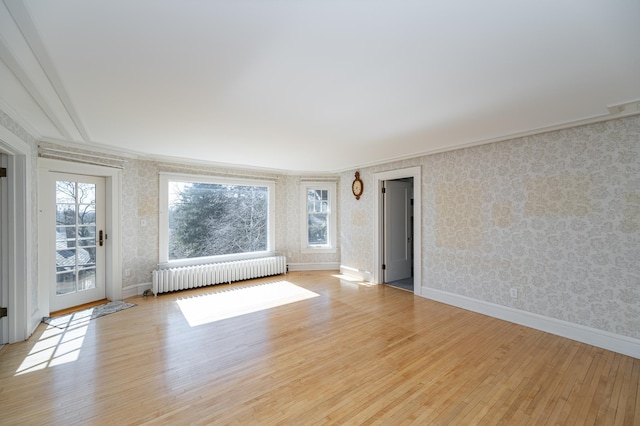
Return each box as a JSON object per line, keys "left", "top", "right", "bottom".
{"left": 39, "top": 102, "right": 640, "bottom": 176}
{"left": 4, "top": 0, "right": 90, "bottom": 142}
{"left": 0, "top": 98, "right": 42, "bottom": 141}
{"left": 331, "top": 102, "right": 640, "bottom": 174}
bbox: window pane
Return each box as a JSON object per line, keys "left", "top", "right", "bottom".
{"left": 56, "top": 227, "right": 76, "bottom": 248}
{"left": 56, "top": 205, "right": 76, "bottom": 225}
{"left": 78, "top": 247, "right": 96, "bottom": 268}
{"left": 78, "top": 205, "right": 96, "bottom": 225}
{"left": 77, "top": 226, "right": 96, "bottom": 246}
{"left": 168, "top": 182, "right": 269, "bottom": 260}
{"left": 76, "top": 183, "right": 96, "bottom": 205}
{"left": 308, "top": 213, "right": 328, "bottom": 245}
{"left": 56, "top": 181, "right": 76, "bottom": 203}
{"left": 56, "top": 249, "right": 77, "bottom": 269}
{"left": 78, "top": 268, "right": 96, "bottom": 291}
{"left": 56, "top": 271, "right": 76, "bottom": 295}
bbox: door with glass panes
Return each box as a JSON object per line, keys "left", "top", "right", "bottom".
{"left": 50, "top": 174, "right": 106, "bottom": 312}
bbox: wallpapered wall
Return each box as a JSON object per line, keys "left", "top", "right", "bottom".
{"left": 340, "top": 116, "right": 640, "bottom": 340}
{"left": 118, "top": 160, "right": 340, "bottom": 288}
{"left": 34, "top": 144, "right": 341, "bottom": 289}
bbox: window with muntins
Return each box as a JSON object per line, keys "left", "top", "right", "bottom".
{"left": 301, "top": 182, "right": 336, "bottom": 253}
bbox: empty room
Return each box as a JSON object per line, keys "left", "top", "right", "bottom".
{"left": 0, "top": 0, "right": 639, "bottom": 424}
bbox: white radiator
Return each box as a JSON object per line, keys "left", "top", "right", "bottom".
{"left": 152, "top": 256, "right": 287, "bottom": 295}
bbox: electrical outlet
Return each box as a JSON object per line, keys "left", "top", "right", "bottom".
{"left": 125, "top": 269, "right": 131, "bottom": 277}
{"left": 510, "top": 288, "right": 518, "bottom": 299}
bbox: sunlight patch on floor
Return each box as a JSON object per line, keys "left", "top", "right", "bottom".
{"left": 176, "top": 281, "right": 319, "bottom": 327}
{"left": 332, "top": 274, "right": 375, "bottom": 287}
{"left": 15, "top": 313, "right": 91, "bottom": 376}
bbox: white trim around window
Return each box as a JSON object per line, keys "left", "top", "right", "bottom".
{"left": 159, "top": 172, "right": 276, "bottom": 267}
{"left": 300, "top": 181, "right": 337, "bottom": 254}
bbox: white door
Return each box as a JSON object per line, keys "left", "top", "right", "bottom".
{"left": 383, "top": 179, "right": 413, "bottom": 283}
{"left": 48, "top": 174, "right": 106, "bottom": 312}
{"left": 0, "top": 154, "right": 7, "bottom": 344}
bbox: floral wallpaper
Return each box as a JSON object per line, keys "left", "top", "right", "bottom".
{"left": 281, "top": 175, "right": 341, "bottom": 265}
{"left": 35, "top": 144, "right": 341, "bottom": 289}
{"left": 340, "top": 116, "right": 640, "bottom": 340}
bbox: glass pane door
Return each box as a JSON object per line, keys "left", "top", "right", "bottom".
{"left": 50, "top": 174, "right": 105, "bottom": 312}
{"left": 55, "top": 181, "right": 98, "bottom": 295}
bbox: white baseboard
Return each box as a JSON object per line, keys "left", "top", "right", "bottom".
{"left": 339, "top": 265, "right": 373, "bottom": 283}
{"left": 288, "top": 262, "right": 340, "bottom": 271}
{"left": 122, "top": 282, "right": 152, "bottom": 299}
{"left": 422, "top": 287, "right": 640, "bottom": 359}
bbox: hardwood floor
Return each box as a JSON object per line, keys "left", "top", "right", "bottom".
{"left": 1, "top": 271, "right": 638, "bottom": 425}
{"left": 49, "top": 299, "right": 110, "bottom": 317}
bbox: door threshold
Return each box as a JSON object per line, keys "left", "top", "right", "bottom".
{"left": 50, "top": 299, "right": 110, "bottom": 317}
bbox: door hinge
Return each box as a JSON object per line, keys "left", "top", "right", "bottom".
{"left": 0, "top": 307, "right": 7, "bottom": 318}
{"left": 382, "top": 187, "right": 386, "bottom": 194}
{"left": 382, "top": 264, "right": 386, "bottom": 270}
{"left": 0, "top": 167, "right": 6, "bottom": 178}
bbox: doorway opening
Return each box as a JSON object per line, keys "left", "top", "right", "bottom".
{"left": 373, "top": 167, "right": 422, "bottom": 296}
{"left": 382, "top": 177, "right": 414, "bottom": 292}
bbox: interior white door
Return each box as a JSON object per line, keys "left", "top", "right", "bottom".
{"left": 48, "top": 173, "right": 106, "bottom": 312}
{"left": 0, "top": 153, "right": 8, "bottom": 344}
{"left": 383, "top": 179, "right": 413, "bottom": 283}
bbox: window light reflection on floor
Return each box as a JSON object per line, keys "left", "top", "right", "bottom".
{"left": 332, "top": 274, "right": 375, "bottom": 287}
{"left": 176, "top": 280, "right": 319, "bottom": 327}
{"left": 15, "top": 312, "right": 91, "bottom": 376}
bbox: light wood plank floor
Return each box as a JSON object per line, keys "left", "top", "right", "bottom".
{"left": 1, "top": 271, "right": 638, "bottom": 425}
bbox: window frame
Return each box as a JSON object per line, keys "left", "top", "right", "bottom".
{"left": 159, "top": 172, "right": 276, "bottom": 267}
{"left": 300, "top": 181, "right": 337, "bottom": 254}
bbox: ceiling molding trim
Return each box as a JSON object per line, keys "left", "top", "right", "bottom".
{"left": 38, "top": 136, "right": 315, "bottom": 175}
{"left": 39, "top": 137, "right": 140, "bottom": 159}
{"left": 0, "top": 97, "right": 42, "bottom": 141}
{"left": 0, "top": 36, "right": 72, "bottom": 139}
{"left": 143, "top": 151, "right": 308, "bottom": 176}
{"left": 331, "top": 104, "right": 640, "bottom": 174}
{"left": 41, "top": 103, "right": 640, "bottom": 176}
{"left": 4, "top": 0, "right": 90, "bottom": 143}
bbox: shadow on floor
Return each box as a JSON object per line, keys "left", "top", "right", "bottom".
{"left": 385, "top": 277, "right": 414, "bottom": 292}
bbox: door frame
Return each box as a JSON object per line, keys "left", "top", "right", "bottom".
{"left": 0, "top": 127, "right": 32, "bottom": 343}
{"left": 374, "top": 166, "right": 421, "bottom": 296}
{"left": 47, "top": 173, "right": 107, "bottom": 311}
{"left": 382, "top": 179, "right": 413, "bottom": 283}
{"left": 38, "top": 158, "right": 122, "bottom": 316}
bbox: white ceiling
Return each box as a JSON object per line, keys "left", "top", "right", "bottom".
{"left": 1, "top": 0, "right": 639, "bottom": 173}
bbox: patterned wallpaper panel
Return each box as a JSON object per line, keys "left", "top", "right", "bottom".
{"left": 118, "top": 161, "right": 340, "bottom": 287}
{"left": 340, "top": 116, "right": 640, "bottom": 340}
{"left": 35, "top": 139, "right": 342, "bottom": 289}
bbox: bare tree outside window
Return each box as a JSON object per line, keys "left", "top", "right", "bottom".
{"left": 307, "top": 189, "right": 328, "bottom": 245}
